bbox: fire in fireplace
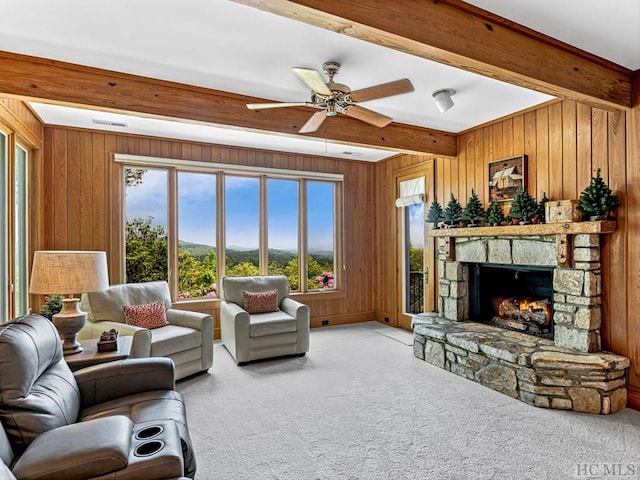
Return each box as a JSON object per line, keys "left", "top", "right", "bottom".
{"left": 468, "top": 264, "right": 554, "bottom": 339}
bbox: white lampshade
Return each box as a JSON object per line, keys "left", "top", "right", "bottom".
{"left": 433, "top": 89, "right": 456, "bottom": 113}
{"left": 29, "top": 251, "right": 109, "bottom": 295}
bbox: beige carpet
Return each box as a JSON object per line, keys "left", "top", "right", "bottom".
{"left": 178, "top": 322, "right": 640, "bottom": 480}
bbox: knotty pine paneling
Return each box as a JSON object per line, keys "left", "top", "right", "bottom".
{"left": 376, "top": 98, "right": 640, "bottom": 409}
{"left": 42, "top": 127, "right": 377, "bottom": 337}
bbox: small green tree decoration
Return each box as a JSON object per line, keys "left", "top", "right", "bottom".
{"left": 39, "top": 294, "right": 64, "bottom": 320}
{"left": 486, "top": 200, "right": 505, "bottom": 226}
{"left": 425, "top": 200, "right": 444, "bottom": 228}
{"left": 462, "top": 189, "right": 485, "bottom": 226}
{"left": 507, "top": 186, "right": 538, "bottom": 224}
{"left": 579, "top": 168, "right": 619, "bottom": 220}
{"left": 442, "top": 194, "right": 463, "bottom": 227}
{"left": 536, "top": 192, "right": 549, "bottom": 224}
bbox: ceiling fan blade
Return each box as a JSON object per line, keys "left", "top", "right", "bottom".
{"left": 292, "top": 67, "right": 332, "bottom": 96}
{"left": 299, "top": 111, "right": 327, "bottom": 133}
{"left": 350, "top": 79, "right": 414, "bottom": 103}
{"left": 246, "top": 102, "right": 312, "bottom": 110}
{"left": 345, "top": 105, "right": 393, "bottom": 128}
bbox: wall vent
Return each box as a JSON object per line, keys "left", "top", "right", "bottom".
{"left": 92, "top": 119, "right": 128, "bottom": 128}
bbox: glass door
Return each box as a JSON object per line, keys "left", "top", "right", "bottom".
{"left": 13, "top": 144, "right": 28, "bottom": 316}
{"left": 0, "top": 131, "right": 7, "bottom": 320}
{"left": 395, "top": 162, "right": 435, "bottom": 330}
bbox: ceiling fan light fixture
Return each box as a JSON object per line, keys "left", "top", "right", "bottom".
{"left": 433, "top": 88, "right": 456, "bottom": 113}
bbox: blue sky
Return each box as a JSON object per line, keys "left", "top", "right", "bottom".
{"left": 125, "top": 169, "right": 335, "bottom": 251}
{"left": 409, "top": 203, "right": 425, "bottom": 248}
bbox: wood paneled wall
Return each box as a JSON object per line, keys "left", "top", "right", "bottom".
{"left": 42, "top": 127, "right": 378, "bottom": 337}
{"left": 0, "top": 98, "right": 44, "bottom": 147}
{"left": 375, "top": 97, "right": 640, "bottom": 409}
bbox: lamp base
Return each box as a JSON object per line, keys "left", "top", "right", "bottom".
{"left": 52, "top": 298, "right": 87, "bottom": 355}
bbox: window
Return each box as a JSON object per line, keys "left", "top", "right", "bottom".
{"left": 404, "top": 202, "right": 425, "bottom": 314}
{"left": 177, "top": 172, "right": 217, "bottom": 299}
{"left": 119, "top": 155, "right": 342, "bottom": 300}
{"left": 124, "top": 168, "right": 168, "bottom": 284}
{"left": 307, "top": 181, "right": 335, "bottom": 290}
{"left": 0, "top": 131, "right": 31, "bottom": 320}
{"left": 14, "top": 144, "right": 28, "bottom": 316}
{"left": 0, "top": 131, "right": 7, "bottom": 319}
{"left": 267, "top": 179, "right": 299, "bottom": 290}
{"left": 225, "top": 176, "right": 259, "bottom": 277}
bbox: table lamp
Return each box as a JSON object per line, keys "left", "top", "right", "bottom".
{"left": 29, "top": 251, "right": 109, "bottom": 355}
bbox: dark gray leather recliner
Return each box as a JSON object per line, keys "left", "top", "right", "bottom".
{"left": 0, "top": 314, "right": 196, "bottom": 479}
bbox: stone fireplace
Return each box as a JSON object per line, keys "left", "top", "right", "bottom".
{"left": 413, "top": 222, "right": 630, "bottom": 414}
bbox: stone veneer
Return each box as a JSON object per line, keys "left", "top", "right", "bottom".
{"left": 438, "top": 234, "right": 602, "bottom": 352}
{"left": 413, "top": 225, "right": 631, "bottom": 413}
{"left": 413, "top": 315, "right": 629, "bottom": 414}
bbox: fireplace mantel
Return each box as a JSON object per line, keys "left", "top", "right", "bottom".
{"left": 429, "top": 220, "right": 616, "bottom": 238}
{"left": 430, "top": 221, "right": 616, "bottom": 266}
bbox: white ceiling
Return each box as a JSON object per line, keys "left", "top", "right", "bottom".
{"left": 0, "top": 1, "right": 638, "bottom": 161}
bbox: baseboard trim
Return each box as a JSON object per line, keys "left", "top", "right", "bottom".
{"left": 311, "top": 311, "right": 376, "bottom": 328}
{"left": 627, "top": 385, "right": 640, "bottom": 411}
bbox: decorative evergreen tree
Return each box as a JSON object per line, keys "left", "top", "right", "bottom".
{"left": 486, "top": 200, "right": 505, "bottom": 226}
{"left": 462, "top": 189, "right": 485, "bottom": 226}
{"left": 507, "top": 187, "right": 538, "bottom": 224}
{"left": 425, "top": 200, "right": 444, "bottom": 228}
{"left": 38, "top": 294, "right": 64, "bottom": 320}
{"left": 579, "top": 168, "right": 619, "bottom": 220}
{"left": 442, "top": 194, "right": 463, "bottom": 227}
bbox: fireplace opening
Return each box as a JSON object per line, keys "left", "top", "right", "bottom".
{"left": 468, "top": 264, "right": 554, "bottom": 339}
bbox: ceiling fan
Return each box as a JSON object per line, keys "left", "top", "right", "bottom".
{"left": 246, "top": 61, "right": 414, "bottom": 134}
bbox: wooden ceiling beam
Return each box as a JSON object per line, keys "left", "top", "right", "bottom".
{"left": 233, "top": 0, "right": 633, "bottom": 110}
{"left": 0, "top": 51, "right": 456, "bottom": 156}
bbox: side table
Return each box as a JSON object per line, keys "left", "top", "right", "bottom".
{"left": 65, "top": 336, "right": 133, "bottom": 371}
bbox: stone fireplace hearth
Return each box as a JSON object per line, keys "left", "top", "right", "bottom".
{"left": 413, "top": 222, "right": 630, "bottom": 414}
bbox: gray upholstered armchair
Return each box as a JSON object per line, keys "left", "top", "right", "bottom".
{"left": 220, "top": 275, "right": 310, "bottom": 365}
{"left": 79, "top": 281, "right": 213, "bottom": 380}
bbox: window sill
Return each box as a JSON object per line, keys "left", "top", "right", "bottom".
{"left": 172, "top": 289, "right": 346, "bottom": 306}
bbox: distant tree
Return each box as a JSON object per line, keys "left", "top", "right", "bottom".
{"left": 268, "top": 260, "right": 285, "bottom": 276}
{"left": 126, "top": 216, "right": 168, "bottom": 283}
{"left": 409, "top": 244, "right": 423, "bottom": 272}
{"left": 284, "top": 257, "right": 300, "bottom": 291}
{"left": 308, "top": 255, "right": 334, "bottom": 289}
{"left": 178, "top": 250, "right": 206, "bottom": 297}
{"left": 226, "top": 261, "right": 260, "bottom": 277}
{"left": 124, "top": 168, "right": 147, "bottom": 187}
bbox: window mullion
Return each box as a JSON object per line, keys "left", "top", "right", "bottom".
{"left": 217, "top": 173, "right": 226, "bottom": 283}
{"left": 259, "top": 175, "right": 268, "bottom": 274}
{"left": 167, "top": 169, "right": 178, "bottom": 301}
{"left": 299, "top": 179, "right": 308, "bottom": 293}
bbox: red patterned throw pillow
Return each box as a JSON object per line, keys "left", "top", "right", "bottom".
{"left": 243, "top": 289, "right": 279, "bottom": 314}
{"left": 123, "top": 300, "right": 169, "bottom": 329}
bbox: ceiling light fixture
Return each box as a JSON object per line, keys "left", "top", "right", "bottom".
{"left": 432, "top": 89, "right": 456, "bottom": 113}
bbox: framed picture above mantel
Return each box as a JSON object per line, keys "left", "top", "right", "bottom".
{"left": 488, "top": 155, "right": 527, "bottom": 202}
